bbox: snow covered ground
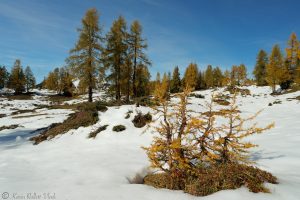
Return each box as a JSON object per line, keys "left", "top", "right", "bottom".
{"left": 0, "top": 86, "right": 299, "bottom": 200}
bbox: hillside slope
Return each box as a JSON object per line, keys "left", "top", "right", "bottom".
{"left": 0, "top": 86, "right": 299, "bottom": 200}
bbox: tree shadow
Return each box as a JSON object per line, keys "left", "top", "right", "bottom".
{"left": 250, "top": 150, "right": 285, "bottom": 162}
{"left": 0, "top": 128, "right": 45, "bottom": 149}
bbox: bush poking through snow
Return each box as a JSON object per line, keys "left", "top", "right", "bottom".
{"left": 135, "top": 97, "right": 156, "bottom": 107}
{"left": 144, "top": 173, "right": 183, "bottom": 190}
{"left": 184, "top": 164, "right": 277, "bottom": 195}
{"left": 89, "top": 125, "right": 109, "bottom": 138}
{"left": 213, "top": 98, "right": 230, "bottom": 106}
{"left": 273, "top": 100, "right": 282, "bottom": 104}
{"left": 125, "top": 110, "right": 133, "bottom": 119}
{"left": 132, "top": 112, "right": 152, "bottom": 128}
{"left": 145, "top": 163, "right": 278, "bottom": 196}
{"left": 112, "top": 125, "right": 126, "bottom": 132}
{"left": 143, "top": 85, "right": 276, "bottom": 195}
{"left": 189, "top": 93, "right": 205, "bottom": 98}
{"left": 0, "top": 114, "right": 6, "bottom": 118}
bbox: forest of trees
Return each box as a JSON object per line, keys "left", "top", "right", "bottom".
{"left": 253, "top": 32, "right": 300, "bottom": 92}
{"left": 43, "top": 9, "right": 151, "bottom": 102}
{"left": 0, "top": 59, "right": 35, "bottom": 94}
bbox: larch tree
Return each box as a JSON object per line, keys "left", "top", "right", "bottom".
{"left": 196, "top": 70, "right": 205, "bottom": 90}
{"left": 295, "top": 66, "right": 300, "bottom": 85}
{"left": 170, "top": 66, "right": 181, "bottom": 93}
{"left": 135, "top": 63, "right": 151, "bottom": 97}
{"left": 9, "top": 59, "right": 26, "bottom": 94}
{"left": 144, "top": 87, "right": 195, "bottom": 188}
{"left": 44, "top": 70, "right": 59, "bottom": 92}
{"left": 266, "top": 45, "right": 287, "bottom": 92}
{"left": 215, "top": 94, "right": 274, "bottom": 164}
{"left": 104, "top": 16, "right": 128, "bottom": 101}
{"left": 67, "top": 8, "right": 103, "bottom": 102}
{"left": 58, "top": 67, "right": 74, "bottom": 96}
{"left": 128, "top": 20, "right": 150, "bottom": 98}
{"left": 154, "top": 73, "right": 169, "bottom": 100}
{"left": 213, "top": 66, "right": 223, "bottom": 87}
{"left": 204, "top": 65, "right": 214, "bottom": 88}
{"left": 121, "top": 55, "right": 132, "bottom": 102}
{"left": 286, "top": 32, "right": 300, "bottom": 77}
{"left": 253, "top": 50, "right": 268, "bottom": 86}
{"left": 237, "top": 64, "right": 247, "bottom": 86}
{"left": 183, "top": 63, "right": 198, "bottom": 90}
{"left": 222, "top": 69, "right": 231, "bottom": 86}
{"left": 231, "top": 64, "right": 247, "bottom": 86}
{"left": 24, "top": 66, "right": 36, "bottom": 93}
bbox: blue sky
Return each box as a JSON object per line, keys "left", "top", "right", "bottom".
{"left": 0, "top": 0, "right": 299, "bottom": 83}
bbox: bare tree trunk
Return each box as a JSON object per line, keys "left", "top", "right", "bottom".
{"left": 116, "top": 57, "right": 121, "bottom": 101}
{"left": 132, "top": 46, "right": 137, "bottom": 98}
{"left": 88, "top": 85, "right": 93, "bottom": 102}
{"left": 126, "top": 78, "right": 130, "bottom": 103}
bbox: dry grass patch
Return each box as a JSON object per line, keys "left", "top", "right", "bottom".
{"left": 144, "top": 163, "right": 277, "bottom": 196}
{"left": 227, "top": 87, "right": 251, "bottom": 96}
{"left": 30, "top": 110, "right": 99, "bottom": 144}
{"left": 213, "top": 98, "right": 230, "bottom": 106}
{"left": 12, "top": 113, "right": 47, "bottom": 119}
{"left": 6, "top": 94, "right": 33, "bottom": 100}
{"left": 11, "top": 109, "right": 36, "bottom": 115}
{"left": 47, "top": 94, "right": 76, "bottom": 104}
{"left": 0, "top": 124, "right": 19, "bottom": 131}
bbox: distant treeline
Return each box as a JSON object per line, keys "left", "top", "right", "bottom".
{"left": 0, "top": 60, "right": 35, "bottom": 94}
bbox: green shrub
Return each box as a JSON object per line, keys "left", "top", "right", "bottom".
{"left": 273, "top": 100, "right": 282, "bottom": 104}
{"left": 135, "top": 97, "right": 155, "bottom": 107}
{"left": 132, "top": 112, "right": 152, "bottom": 128}
{"left": 112, "top": 125, "right": 126, "bottom": 132}
{"left": 96, "top": 103, "right": 108, "bottom": 112}
{"left": 125, "top": 110, "right": 133, "bottom": 119}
